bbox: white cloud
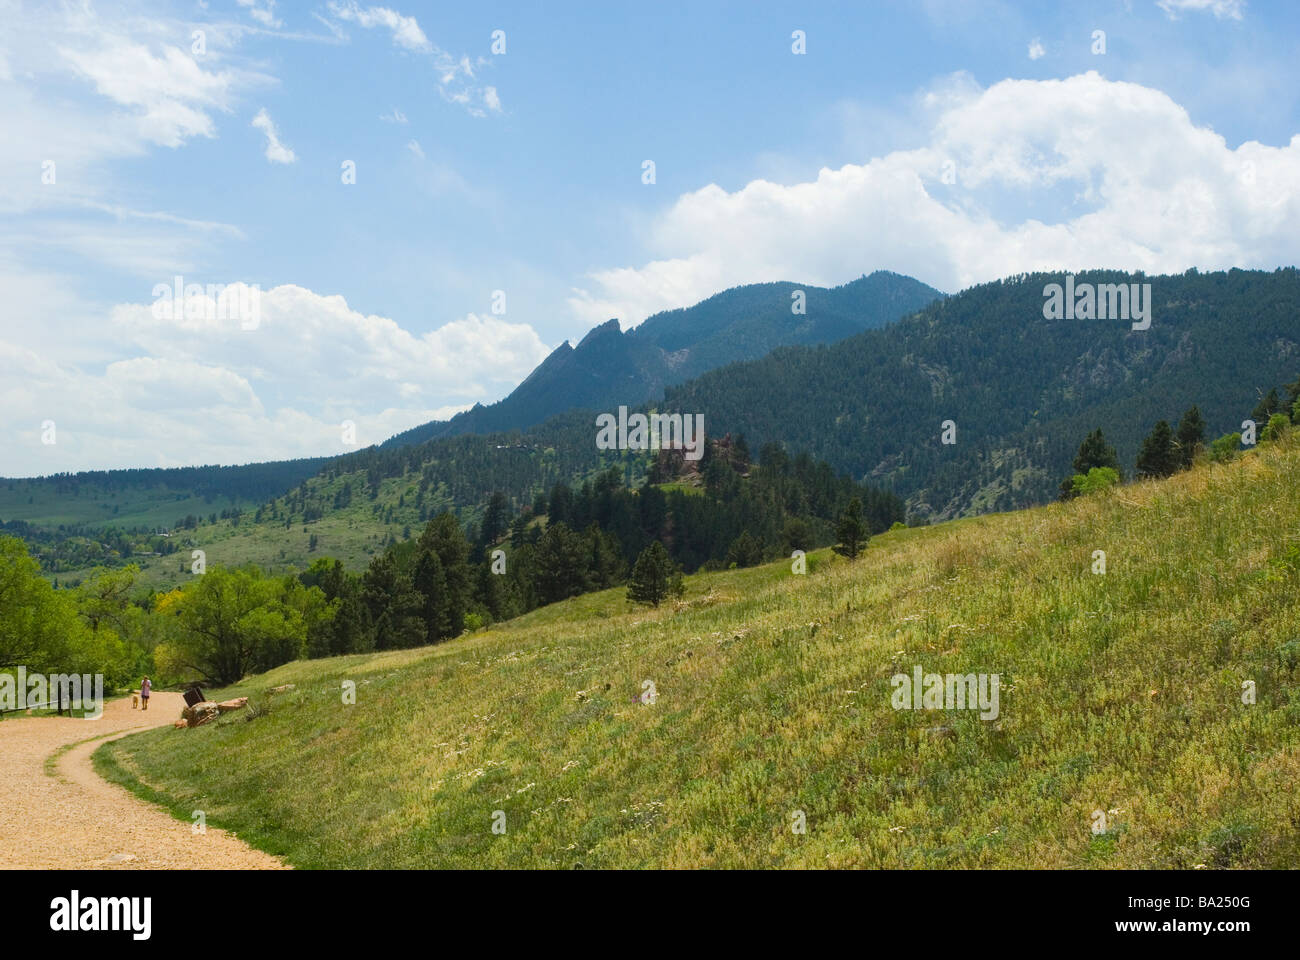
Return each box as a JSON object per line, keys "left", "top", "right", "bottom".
{"left": 380, "top": 107, "right": 408, "bottom": 123}
{"left": 1156, "top": 0, "right": 1246, "bottom": 20}
{"left": 251, "top": 108, "right": 296, "bottom": 164}
{"left": 0, "top": 284, "right": 553, "bottom": 475}
{"left": 236, "top": 0, "right": 282, "bottom": 28}
{"left": 1028, "top": 39, "right": 1045, "bottom": 60}
{"left": 324, "top": 2, "right": 500, "bottom": 117}
{"left": 406, "top": 138, "right": 425, "bottom": 160}
{"left": 59, "top": 40, "right": 237, "bottom": 147}
{"left": 327, "top": 1, "right": 430, "bottom": 51}
{"left": 570, "top": 71, "right": 1300, "bottom": 327}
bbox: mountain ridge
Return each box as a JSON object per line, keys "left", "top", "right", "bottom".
{"left": 381, "top": 270, "right": 944, "bottom": 447}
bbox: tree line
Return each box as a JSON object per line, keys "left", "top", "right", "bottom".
{"left": 1061, "top": 371, "right": 1300, "bottom": 496}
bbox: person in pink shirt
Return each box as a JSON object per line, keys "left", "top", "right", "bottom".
{"left": 140, "top": 677, "right": 152, "bottom": 711}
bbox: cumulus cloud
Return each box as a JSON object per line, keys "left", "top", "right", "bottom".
{"left": 570, "top": 71, "right": 1300, "bottom": 327}
{"left": 1, "top": 284, "right": 553, "bottom": 475}
{"left": 1156, "top": 0, "right": 1246, "bottom": 20}
{"left": 1028, "top": 39, "right": 1045, "bottom": 60}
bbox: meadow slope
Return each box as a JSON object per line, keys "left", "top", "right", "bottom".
{"left": 97, "top": 438, "right": 1300, "bottom": 868}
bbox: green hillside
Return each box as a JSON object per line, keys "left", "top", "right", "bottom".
{"left": 0, "top": 458, "right": 333, "bottom": 581}
{"left": 9, "top": 268, "right": 1297, "bottom": 589}
{"left": 95, "top": 435, "right": 1300, "bottom": 869}
{"left": 663, "top": 267, "right": 1300, "bottom": 519}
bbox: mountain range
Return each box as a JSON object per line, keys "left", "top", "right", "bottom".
{"left": 5, "top": 266, "right": 1299, "bottom": 586}
{"left": 383, "top": 271, "right": 944, "bottom": 446}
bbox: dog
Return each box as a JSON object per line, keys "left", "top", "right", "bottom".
{"left": 132, "top": 694, "right": 139, "bottom": 710}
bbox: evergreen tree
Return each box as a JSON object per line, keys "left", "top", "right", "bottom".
{"left": 361, "top": 553, "right": 425, "bottom": 650}
{"left": 418, "top": 513, "right": 471, "bottom": 637}
{"left": 1174, "top": 405, "right": 1207, "bottom": 468}
{"left": 732, "top": 432, "right": 750, "bottom": 467}
{"left": 1060, "top": 428, "right": 1120, "bottom": 500}
{"left": 584, "top": 524, "right": 626, "bottom": 589}
{"left": 1285, "top": 372, "right": 1300, "bottom": 420}
{"left": 479, "top": 491, "right": 510, "bottom": 547}
{"left": 412, "top": 545, "right": 450, "bottom": 643}
{"left": 1252, "top": 387, "right": 1283, "bottom": 423}
{"left": 781, "top": 518, "right": 812, "bottom": 555}
{"left": 833, "top": 497, "right": 868, "bottom": 560}
{"left": 725, "top": 530, "right": 763, "bottom": 568}
{"left": 637, "top": 483, "right": 668, "bottom": 541}
{"left": 532, "top": 522, "right": 590, "bottom": 605}
{"left": 548, "top": 483, "right": 573, "bottom": 527}
{"left": 331, "top": 590, "right": 370, "bottom": 655}
{"left": 1073, "top": 428, "right": 1120, "bottom": 475}
{"left": 475, "top": 561, "right": 507, "bottom": 622}
{"left": 509, "top": 513, "right": 529, "bottom": 548}
{"left": 626, "top": 541, "right": 682, "bottom": 607}
{"left": 1262, "top": 412, "right": 1290, "bottom": 443}
{"left": 1135, "top": 420, "right": 1179, "bottom": 479}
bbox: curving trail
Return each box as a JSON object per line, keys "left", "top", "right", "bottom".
{"left": 0, "top": 692, "right": 286, "bottom": 870}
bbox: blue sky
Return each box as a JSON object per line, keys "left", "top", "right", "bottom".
{"left": 2, "top": 0, "right": 1298, "bottom": 475}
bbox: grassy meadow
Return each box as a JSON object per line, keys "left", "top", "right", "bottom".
{"left": 95, "top": 438, "right": 1300, "bottom": 868}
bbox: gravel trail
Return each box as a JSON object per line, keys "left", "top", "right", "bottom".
{"left": 0, "top": 692, "right": 286, "bottom": 869}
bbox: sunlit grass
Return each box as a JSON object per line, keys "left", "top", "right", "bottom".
{"left": 96, "top": 437, "right": 1300, "bottom": 868}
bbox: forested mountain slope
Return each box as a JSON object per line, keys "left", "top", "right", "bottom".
{"left": 662, "top": 267, "right": 1300, "bottom": 518}
{"left": 383, "top": 271, "right": 943, "bottom": 446}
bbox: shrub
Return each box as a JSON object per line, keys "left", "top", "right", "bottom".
{"left": 1262, "top": 412, "right": 1289, "bottom": 443}
{"left": 1209, "top": 432, "right": 1242, "bottom": 462}
{"left": 1069, "top": 467, "right": 1119, "bottom": 496}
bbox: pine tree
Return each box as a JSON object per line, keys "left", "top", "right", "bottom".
{"left": 1060, "top": 428, "right": 1120, "bottom": 500}
{"left": 833, "top": 497, "right": 868, "bottom": 560}
{"left": 725, "top": 530, "right": 763, "bottom": 568}
{"left": 413, "top": 545, "right": 449, "bottom": 643}
{"left": 548, "top": 483, "right": 573, "bottom": 528}
{"left": 361, "top": 553, "right": 425, "bottom": 650}
{"left": 331, "top": 591, "right": 370, "bottom": 655}
{"left": 585, "top": 524, "right": 626, "bottom": 589}
{"left": 1252, "top": 387, "right": 1283, "bottom": 423}
{"left": 1135, "top": 420, "right": 1179, "bottom": 479}
{"left": 1174, "top": 406, "right": 1206, "bottom": 468}
{"left": 509, "top": 513, "right": 529, "bottom": 548}
{"left": 1285, "top": 373, "right": 1300, "bottom": 420}
{"left": 418, "top": 513, "right": 471, "bottom": 637}
{"left": 1073, "top": 429, "right": 1120, "bottom": 475}
{"left": 480, "top": 491, "right": 510, "bottom": 547}
{"left": 626, "top": 541, "right": 682, "bottom": 607}
{"left": 532, "top": 522, "right": 590, "bottom": 605}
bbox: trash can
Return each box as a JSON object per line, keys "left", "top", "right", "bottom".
{"left": 183, "top": 686, "right": 205, "bottom": 708}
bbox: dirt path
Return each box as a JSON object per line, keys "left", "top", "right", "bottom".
{"left": 0, "top": 692, "right": 286, "bottom": 869}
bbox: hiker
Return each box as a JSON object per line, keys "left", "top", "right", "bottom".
{"left": 140, "top": 676, "right": 151, "bottom": 711}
